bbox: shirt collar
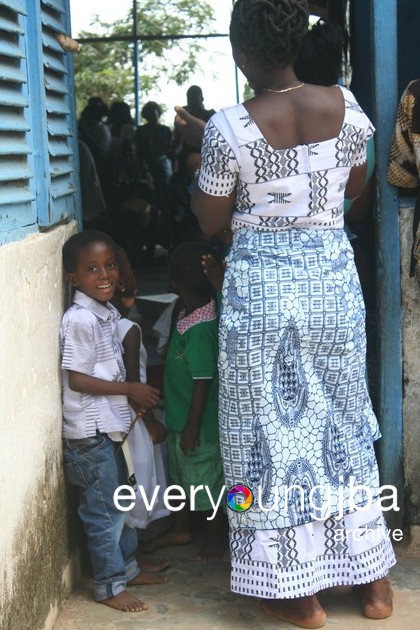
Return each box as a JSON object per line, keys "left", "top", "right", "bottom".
{"left": 73, "top": 290, "right": 120, "bottom": 322}
{"left": 177, "top": 298, "right": 217, "bottom": 334}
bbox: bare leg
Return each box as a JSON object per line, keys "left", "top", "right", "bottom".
{"left": 355, "top": 576, "right": 393, "bottom": 619}
{"left": 127, "top": 572, "right": 168, "bottom": 585}
{"left": 101, "top": 591, "right": 148, "bottom": 612}
{"left": 260, "top": 595, "right": 327, "bottom": 629}
{"left": 195, "top": 509, "right": 228, "bottom": 562}
{"left": 135, "top": 551, "right": 171, "bottom": 572}
{"left": 140, "top": 505, "right": 192, "bottom": 553}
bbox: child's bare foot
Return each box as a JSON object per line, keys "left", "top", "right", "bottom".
{"left": 101, "top": 591, "right": 148, "bottom": 612}
{"left": 140, "top": 530, "right": 192, "bottom": 554}
{"left": 135, "top": 552, "right": 170, "bottom": 572}
{"left": 355, "top": 577, "right": 393, "bottom": 619}
{"left": 128, "top": 572, "right": 169, "bottom": 585}
{"left": 260, "top": 595, "right": 326, "bottom": 629}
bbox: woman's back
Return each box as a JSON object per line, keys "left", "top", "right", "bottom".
{"left": 243, "top": 84, "right": 344, "bottom": 150}
{"left": 198, "top": 85, "right": 373, "bottom": 231}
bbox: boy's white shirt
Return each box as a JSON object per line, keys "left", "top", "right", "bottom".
{"left": 60, "top": 290, "right": 132, "bottom": 438}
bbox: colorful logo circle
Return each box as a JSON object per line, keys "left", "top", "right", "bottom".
{"left": 227, "top": 485, "right": 253, "bottom": 512}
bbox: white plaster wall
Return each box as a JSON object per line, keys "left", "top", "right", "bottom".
{"left": 0, "top": 222, "right": 77, "bottom": 628}
{"left": 400, "top": 206, "right": 420, "bottom": 521}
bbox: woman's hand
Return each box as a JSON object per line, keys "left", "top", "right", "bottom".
{"left": 174, "top": 106, "right": 205, "bottom": 149}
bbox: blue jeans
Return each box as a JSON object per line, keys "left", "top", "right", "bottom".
{"left": 63, "top": 434, "right": 139, "bottom": 601}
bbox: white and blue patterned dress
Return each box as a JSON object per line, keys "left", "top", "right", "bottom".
{"left": 198, "top": 86, "right": 395, "bottom": 599}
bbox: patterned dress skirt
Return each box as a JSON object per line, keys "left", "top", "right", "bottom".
{"left": 218, "top": 228, "right": 396, "bottom": 599}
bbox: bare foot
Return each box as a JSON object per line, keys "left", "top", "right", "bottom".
{"left": 101, "top": 590, "right": 148, "bottom": 612}
{"left": 195, "top": 530, "right": 228, "bottom": 562}
{"left": 260, "top": 595, "right": 327, "bottom": 629}
{"left": 128, "top": 572, "right": 169, "bottom": 586}
{"left": 355, "top": 577, "right": 393, "bottom": 619}
{"left": 135, "top": 552, "right": 170, "bottom": 572}
{"left": 140, "top": 530, "right": 192, "bottom": 554}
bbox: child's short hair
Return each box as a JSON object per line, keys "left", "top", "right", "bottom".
{"left": 169, "top": 240, "right": 217, "bottom": 301}
{"left": 62, "top": 230, "right": 116, "bottom": 273}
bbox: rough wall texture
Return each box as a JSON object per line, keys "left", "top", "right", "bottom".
{"left": 400, "top": 207, "right": 420, "bottom": 526}
{"left": 0, "top": 222, "right": 78, "bottom": 630}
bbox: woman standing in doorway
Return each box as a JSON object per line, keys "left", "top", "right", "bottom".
{"left": 191, "top": 1, "right": 395, "bottom": 627}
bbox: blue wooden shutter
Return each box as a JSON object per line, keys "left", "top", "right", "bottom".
{"left": 38, "top": 0, "right": 77, "bottom": 226}
{"left": 0, "top": 0, "right": 78, "bottom": 243}
{"left": 0, "top": 0, "right": 37, "bottom": 242}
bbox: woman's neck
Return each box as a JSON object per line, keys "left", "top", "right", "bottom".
{"left": 252, "top": 66, "right": 299, "bottom": 95}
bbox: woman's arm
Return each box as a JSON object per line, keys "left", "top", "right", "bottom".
{"left": 191, "top": 186, "right": 236, "bottom": 236}
{"left": 345, "top": 161, "right": 368, "bottom": 201}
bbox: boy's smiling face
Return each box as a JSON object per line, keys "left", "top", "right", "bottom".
{"left": 68, "top": 241, "right": 120, "bottom": 304}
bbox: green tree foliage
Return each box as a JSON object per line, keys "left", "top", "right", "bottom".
{"left": 73, "top": 0, "right": 214, "bottom": 117}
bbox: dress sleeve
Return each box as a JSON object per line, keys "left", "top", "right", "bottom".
{"left": 198, "top": 113, "right": 239, "bottom": 197}
{"left": 342, "top": 87, "right": 375, "bottom": 168}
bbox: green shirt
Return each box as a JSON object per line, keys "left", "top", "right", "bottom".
{"left": 164, "top": 300, "right": 219, "bottom": 441}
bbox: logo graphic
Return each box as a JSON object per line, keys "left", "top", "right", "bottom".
{"left": 227, "top": 485, "right": 253, "bottom": 512}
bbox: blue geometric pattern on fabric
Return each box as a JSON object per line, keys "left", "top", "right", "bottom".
{"left": 273, "top": 319, "right": 308, "bottom": 428}
{"left": 230, "top": 528, "right": 256, "bottom": 561}
{"left": 219, "top": 228, "right": 381, "bottom": 531}
{"left": 246, "top": 140, "right": 299, "bottom": 183}
{"left": 322, "top": 416, "right": 353, "bottom": 486}
{"left": 245, "top": 419, "right": 273, "bottom": 504}
{"left": 200, "top": 121, "right": 236, "bottom": 176}
{"left": 269, "top": 527, "right": 299, "bottom": 567}
{"left": 284, "top": 458, "right": 322, "bottom": 525}
{"left": 236, "top": 179, "right": 255, "bottom": 213}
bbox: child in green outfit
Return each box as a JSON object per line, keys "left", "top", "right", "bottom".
{"left": 144, "top": 240, "right": 227, "bottom": 561}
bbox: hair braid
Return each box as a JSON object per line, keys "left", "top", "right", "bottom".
{"left": 230, "top": 0, "right": 309, "bottom": 69}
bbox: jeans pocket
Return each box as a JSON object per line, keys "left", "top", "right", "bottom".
{"left": 63, "top": 436, "right": 111, "bottom": 488}
{"left": 64, "top": 435, "right": 108, "bottom": 457}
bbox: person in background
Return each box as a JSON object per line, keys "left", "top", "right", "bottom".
{"left": 110, "top": 246, "right": 170, "bottom": 534}
{"left": 78, "top": 139, "right": 109, "bottom": 231}
{"left": 135, "top": 101, "right": 173, "bottom": 251}
{"left": 191, "top": 0, "right": 394, "bottom": 627}
{"left": 294, "top": 17, "right": 343, "bottom": 87}
{"left": 184, "top": 85, "right": 215, "bottom": 123}
{"left": 108, "top": 101, "right": 137, "bottom": 158}
{"left": 78, "top": 97, "right": 111, "bottom": 189}
{"left": 60, "top": 230, "right": 163, "bottom": 613}
{"left": 143, "top": 240, "right": 227, "bottom": 562}
{"left": 388, "top": 78, "right": 420, "bottom": 285}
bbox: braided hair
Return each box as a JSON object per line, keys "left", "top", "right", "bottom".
{"left": 230, "top": 0, "right": 309, "bottom": 70}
